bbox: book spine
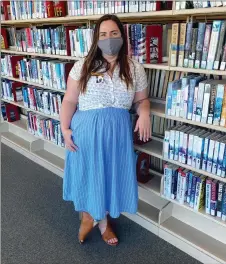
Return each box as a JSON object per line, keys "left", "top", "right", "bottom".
{"left": 174, "top": 130, "right": 180, "bottom": 161}
{"left": 207, "top": 139, "right": 216, "bottom": 173}
{"left": 170, "top": 23, "right": 179, "bottom": 67}
{"left": 220, "top": 85, "right": 226, "bottom": 126}
{"left": 195, "top": 82, "right": 205, "bottom": 122}
{"left": 210, "top": 180, "right": 218, "bottom": 216}
{"left": 201, "top": 83, "right": 211, "bottom": 123}
{"left": 217, "top": 182, "right": 225, "bottom": 217}
{"left": 205, "top": 178, "right": 212, "bottom": 214}
{"left": 178, "top": 23, "right": 187, "bottom": 67}
{"left": 179, "top": 170, "right": 187, "bottom": 204}
{"left": 169, "top": 130, "right": 175, "bottom": 160}
{"left": 192, "top": 86, "right": 199, "bottom": 121}
{"left": 195, "top": 23, "right": 206, "bottom": 69}
{"left": 171, "top": 168, "right": 178, "bottom": 200}
{"left": 201, "top": 24, "right": 212, "bottom": 69}
{"left": 184, "top": 23, "right": 193, "bottom": 68}
{"left": 213, "top": 84, "right": 225, "bottom": 126}
{"left": 188, "top": 27, "right": 198, "bottom": 68}
{"left": 214, "top": 21, "right": 226, "bottom": 70}
{"left": 220, "top": 41, "right": 226, "bottom": 71}
{"left": 217, "top": 142, "right": 226, "bottom": 176}
{"left": 190, "top": 175, "right": 197, "bottom": 208}
{"left": 194, "top": 176, "right": 201, "bottom": 211}
{"left": 222, "top": 186, "right": 226, "bottom": 221}
{"left": 207, "top": 84, "right": 217, "bottom": 125}
{"left": 163, "top": 130, "right": 170, "bottom": 159}
{"left": 186, "top": 172, "right": 193, "bottom": 203}
{"left": 196, "top": 136, "right": 205, "bottom": 170}
{"left": 207, "top": 21, "right": 222, "bottom": 70}
{"left": 212, "top": 141, "right": 220, "bottom": 174}
{"left": 179, "top": 130, "right": 184, "bottom": 163}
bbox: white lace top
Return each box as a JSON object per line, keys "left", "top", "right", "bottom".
{"left": 69, "top": 58, "right": 148, "bottom": 111}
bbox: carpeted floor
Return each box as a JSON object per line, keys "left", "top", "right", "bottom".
{"left": 1, "top": 143, "right": 202, "bottom": 264}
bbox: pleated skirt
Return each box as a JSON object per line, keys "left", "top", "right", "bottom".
{"left": 63, "top": 107, "right": 138, "bottom": 220}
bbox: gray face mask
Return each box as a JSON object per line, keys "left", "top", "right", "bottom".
{"left": 98, "top": 37, "right": 123, "bottom": 56}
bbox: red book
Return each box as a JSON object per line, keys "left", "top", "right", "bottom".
{"left": 1, "top": 28, "right": 9, "bottom": 49}
{"left": 10, "top": 56, "right": 24, "bottom": 78}
{"left": 1, "top": 1, "right": 10, "bottom": 20}
{"left": 146, "top": 25, "right": 163, "bottom": 64}
{"left": 156, "top": 1, "right": 161, "bottom": 11}
{"left": 5, "top": 103, "right": 20, "bottom": 122}
{"left": 136, "top": 152, "right": 150, "bottom": 183}
{"left": 53, "top": 1, "right": 66, "bottom": 17}
{"left": 45, "top": 1, "right": 55, "bottom": 17}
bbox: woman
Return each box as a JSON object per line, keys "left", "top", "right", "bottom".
{"left": 60, "top": 14, "right": 151, "bottom": 246}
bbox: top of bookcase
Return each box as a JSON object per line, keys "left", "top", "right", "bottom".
{"left": 2, "top": 7, "right": 226, "bottom": 25}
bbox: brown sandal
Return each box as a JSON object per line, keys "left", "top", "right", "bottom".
{"left": 78, "top": 213, "right": 97, "bottom": 244}
{"left": 101, "top": 221, "right": 118, "bottom": 246}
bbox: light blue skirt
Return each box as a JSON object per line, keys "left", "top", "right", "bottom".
{"left": 63, "top": 107, "right": 138, "bottom": 220}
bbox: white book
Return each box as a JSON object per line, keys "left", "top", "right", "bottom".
{"left": 207, "top": 134, "right": 221, "bottom": 173}
{"left": 179, "top": 170, "right": 188, "bottom": 204}
{"left": 195, "top": 81, "right": 206, "bottom": 122}
{"left": 212, "top": 141, "right": 220, "bottom": 174}
{"left": 201, "top": 83, "right": 211, "bottom": 123}
{"left": 163, "top": 130, "right": 170, "bottom": 159}
{"left": 176, "top": 170, "right": 182, "bottom": 201}
{"left": 207, "top": 21, "right": 222, "bottom": 70}
{"left": 192, "top": 86, "right": 199, "bottom": 121}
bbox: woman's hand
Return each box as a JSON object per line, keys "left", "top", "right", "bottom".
{"left": 62, "top": 129, "right": 78, "bottom": 152}
{"left": 134, "top": 113, "right": 151, "bottom": 142}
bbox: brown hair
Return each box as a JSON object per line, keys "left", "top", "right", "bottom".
{"left": 79, "top": 14, "right": 133, "bottom": 93}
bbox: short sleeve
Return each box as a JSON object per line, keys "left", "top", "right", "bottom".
{"left": 135, "top": 62, "right": 148, "bottom": 92}
{"left": 69, "top": 59, "right": 84, "bottom": 81}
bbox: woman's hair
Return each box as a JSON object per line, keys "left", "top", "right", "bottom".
{"left": 79, "top": 14, "right": 133, "bottom": 93}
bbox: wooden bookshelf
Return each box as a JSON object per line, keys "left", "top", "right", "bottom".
{"left": 2, "top": 49, "right": 226, "bottom": 75}
{"left": 2, "top": 7, "right": 226, "bottom": 26}
{"left": 1, "top": 10, "right": 174, "bottom": 25}
{"left": 1, "top": 76, "right": 66, "bottom": 93}
{"left": 1, "top": 3, "right": 226, "bottom": 264}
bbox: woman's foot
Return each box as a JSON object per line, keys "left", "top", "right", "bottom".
{"left": 78, "top": 212, "right": 97, "bottom": 244}
{"left": 99, "top": 218, "right": 118, "bottom": 246}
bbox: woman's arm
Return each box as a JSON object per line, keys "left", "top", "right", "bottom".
{"left": 133, "top": 88, "right": 151, "bottom": 142}
{"left": 60, "top": 76, "right": 80, "bottom": 151}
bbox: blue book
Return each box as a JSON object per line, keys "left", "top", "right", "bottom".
{"left": 186, "top": 172, "right": 194, "bottom": 204}
{"left": 213, "top": 83, "right": 225, "bottom": 126}
{"left": 221, "top": 147, "right": 226, "bottom": 178}
{"left": 171, "top": 167, "right": 178, "bottom": 200}
{"left": 166, "top": 82, "right": 173, "bottom": 116}
{"left": 189, "top": 175, "right": 197, "bottom": 208}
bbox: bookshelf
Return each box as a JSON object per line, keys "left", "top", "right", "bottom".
{"left": 1, "top": 49, "right": 226, "bottom": 75}
{"left": 1, "top": 2, "right": 226, "bottom": 264}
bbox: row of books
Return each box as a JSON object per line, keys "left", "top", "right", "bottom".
{"left": 1, "top": 55, "right": 73, "bottom": 91}
{"left": 27, "top": 112, "right": 64, "bottom": 147}
{"left": 166, "top": 77, "right": 226, "bottom": 127}
{"left": 175, "top": 1, "right": 226, "bottom": 10}
{"left": 163, "top": 125, "right": 226, "bottom": 178}
{"left": 147, "top": 69, "right": 184, "bottom": 99}
{"left": 1, "top": 1, "right": 171, "bottom": 21}
{"left": 2, "top": 23, "right": 164, "bottom": 64}
{"left": 1, "top": 1, "right": 67, "bottom": 20}
{"left": 170, "top": 21, "right": 226, "bottom": 71}
{"left": 22, "top": 87, "right": 63, "bottom": 117}
{"left": 163, "top": 163, "right": 226, "bottom": 221}
{"left": 1, "top": 103, "right": 20, "bottom": 122}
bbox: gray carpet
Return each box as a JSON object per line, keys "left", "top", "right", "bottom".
{"left": 1, "top": 143, "right": 202, "bottom": 264}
